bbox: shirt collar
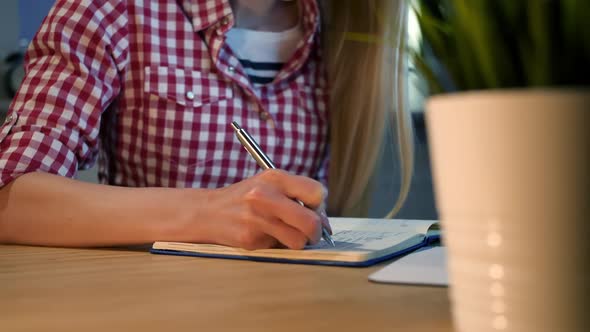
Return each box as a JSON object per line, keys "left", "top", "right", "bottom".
{"left": 179, "top": 0, "right": 319, "bottom": 34}
{"left": 177, "top": 0, "right": 232, "bottom": 31}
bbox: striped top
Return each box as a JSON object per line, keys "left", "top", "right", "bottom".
{"left": 225, "top": 24, "right": 304, "bottom": 86}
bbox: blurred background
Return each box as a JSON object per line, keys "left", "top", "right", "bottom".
{"left": 0, "top": 0, "right": 54, "bottom": 115}
{"left": 0, "top": 0, "right": 438, "bottom": 220}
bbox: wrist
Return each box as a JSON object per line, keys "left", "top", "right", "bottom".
{"left": 155, "top": 187, "right": 213, "bottom": 243}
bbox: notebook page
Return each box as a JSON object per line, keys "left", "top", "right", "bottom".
{"left": 327, "top": 218, "right": 438, "bottom": 236}
{"left": 305, "top": 229, "right": 418, "bottom": 252}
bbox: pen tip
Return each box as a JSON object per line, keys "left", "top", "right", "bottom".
{"left": 231, "top": 121, "right": 241, "bottom": 131}
{"left": 322, "top": 229, "right": 336, "bottom": 247}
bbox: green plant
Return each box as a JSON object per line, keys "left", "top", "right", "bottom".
{"left": 411, "top": 0, "right": 590, "bottom": 94}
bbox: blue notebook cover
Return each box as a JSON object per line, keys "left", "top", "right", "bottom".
{"left": 150, "top": 218, "right": 440, "bottom": 267}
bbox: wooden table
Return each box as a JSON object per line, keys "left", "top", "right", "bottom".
{"left": 0, "top": 245, "right": 453, "bottom": 331}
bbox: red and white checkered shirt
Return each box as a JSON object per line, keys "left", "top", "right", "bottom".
{"left": 0, "top": 0, "right": 330, "bottom": 189}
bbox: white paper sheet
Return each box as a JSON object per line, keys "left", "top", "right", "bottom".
{"left": 368, "top": 246, "right": 448, "bottom": 286}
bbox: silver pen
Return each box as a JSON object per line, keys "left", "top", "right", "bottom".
{"left": 231, "top": 121, "right": 335, "bottom": 247}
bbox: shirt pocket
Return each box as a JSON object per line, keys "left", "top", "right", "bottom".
{"left": 143, "top": 65, "right": 234, "bottom": 168}
{"left": 144, "top": 65, "right": 233, "bottom": 108}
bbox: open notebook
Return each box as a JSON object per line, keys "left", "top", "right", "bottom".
{"left": 151, "top": 218, "right": 440, "bottom": 267}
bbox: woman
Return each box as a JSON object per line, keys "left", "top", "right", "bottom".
{"left": 0, "top": 0, "right": 413, "bottom": 249}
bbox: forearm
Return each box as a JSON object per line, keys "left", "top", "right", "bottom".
{"left": 0, "top": 172, "right": 207, "bottom": 247}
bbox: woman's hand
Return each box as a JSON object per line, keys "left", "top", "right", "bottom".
{"left": 0, "top": 171, "right": 331, "bottom": 248}
{"left": 185, "top": 169, "right": 331, "bottom": 250}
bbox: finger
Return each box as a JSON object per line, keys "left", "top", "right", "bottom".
{"left": 250, "top": 234, "right": 278, "bottom": 250}
{"left": 317, "top": 207, "right": 332, "bottom": 235}
{"left": 314, "top": 194, "right": 332, "bottom": 234}
{"left": 258, "top": 170, "right": 324, "bottom": 209}
{"left": 233, "top": 225, "right": 278, "bottom": 250}
{"left": 257, "top": 217, "right": 309, "bottom": 250}
{"left": 261, "top": 196, "right": 322, "bottom": 245}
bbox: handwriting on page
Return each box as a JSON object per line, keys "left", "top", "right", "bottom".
{"left": 306, "top": 230, "right": 412, "bottom": 251}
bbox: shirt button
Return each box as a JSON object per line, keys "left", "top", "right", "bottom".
{"left": 221, "top": 17, "right": 230, "bottom": 26}
{"left": 4, "top": 114, "right": 13, "bottom": 123}
{"left": 228, "top": 66, "right": 235, "bottom": 72}
{"left": 186, "top": 91, "right": 195, "bottom": 100}
{"left": 259, "top": 112, "right": 270, "bottom": 121}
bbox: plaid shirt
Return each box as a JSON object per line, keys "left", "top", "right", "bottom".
{"left": 0, "top": 0, "right": 329, "bottom": 189}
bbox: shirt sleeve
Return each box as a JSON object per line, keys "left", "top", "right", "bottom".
{"left": 0, "top": 0, "right": 128, "bottom": 188}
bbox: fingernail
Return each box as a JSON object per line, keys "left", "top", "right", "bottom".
{"left": 319, "top": 210, "right": 332, "bottom": 235}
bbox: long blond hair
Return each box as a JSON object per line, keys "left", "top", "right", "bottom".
{"left": 320, "top": 0, "right": 414, "bottom": 217}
